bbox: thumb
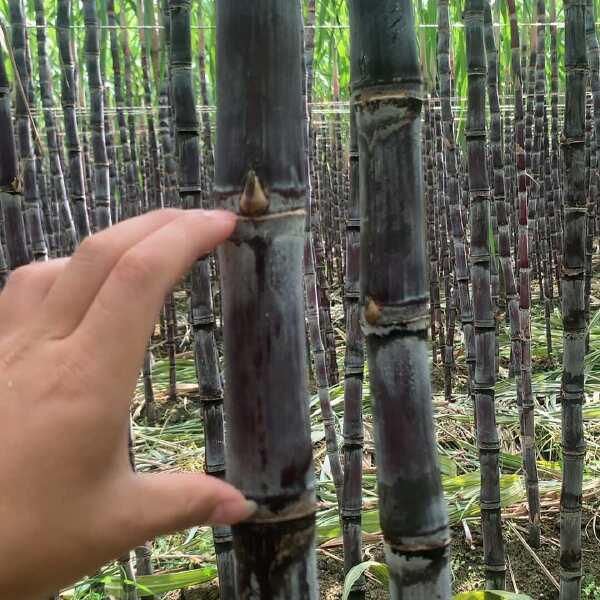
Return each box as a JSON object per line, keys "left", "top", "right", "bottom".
{"left": 130, "top": 472, "right": 256, "bottom": 542}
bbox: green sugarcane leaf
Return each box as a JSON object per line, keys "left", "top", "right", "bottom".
{"left": 440, "top": 452, "right": 458, "bottom": 477}
{"left": 104, "top": 566, "right": 218, "bottom": 598}
{"left": 488, "top": 221, "right": 498, "bottom": 258}
{"left": 454, "top": 592, "right": 533, "bottom": 600}
{"left": 342, "top": 561, "right": 389, "bottom": 599}
{"left": 0, "top": 16, "right": 8, "bottom": 54}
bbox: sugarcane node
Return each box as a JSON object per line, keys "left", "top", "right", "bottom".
{"left": 340, "top": 507, "right": 362, "bottom": 519}
{"left": 561, "top": 447, "right": 587, "bottom": 458}
{"left": 561, "top": 265, "right": 586, "bottom": 278}
{"left": 479, "top": 500, "right": 502, "bottom": 510}
{"left": 560, "top": 568, "right": 584, "bottom": 581}
{"left": 243, "top": 492, "right": 316, "bottom": 524}
{"left": 483, "top": 563, "right": 508, "bottom": 572}
{"left": 240, "top": 169, "right": 269, "bottom": 217}
{"left": 353, "top": 85, "right": 423, "bottom": 107}
{"left": 386, "top": 538, "right": 451, "bottom": 553}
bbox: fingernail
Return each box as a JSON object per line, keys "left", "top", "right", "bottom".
{"left": 186, "top": 209, "right": 236, "bottom": 221}
{"left": 209, "top": 499, "right": 257, "bottom": 526}
{"left": 204, "top": 209, "right": 237, "bottom": 223}
{"left": 243, "top": 500, "right": 258, "bottom": 519}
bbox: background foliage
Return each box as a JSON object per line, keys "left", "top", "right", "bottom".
{"left": 0, "top": 0, "right": 577, "bottom": 140}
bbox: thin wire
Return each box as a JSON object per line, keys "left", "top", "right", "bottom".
{"left": 30, "top": 102, "right": 570, "bottom": 114}
{"left": 22, "top": 21, "right": 575, "bottom": 31}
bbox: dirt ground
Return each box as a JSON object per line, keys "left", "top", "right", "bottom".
{"left": 316, "top": 513, "right": 600, "bottom": 600}
{"left": 172, "top": 508, "right": 600, "bottom": 599}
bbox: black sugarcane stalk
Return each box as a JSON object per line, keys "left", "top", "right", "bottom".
{"left": 349, "top": 1, "right": 451, "bottom": 596}
{"left": 507, "top": 0, "right": 542, "bottom": 552}
{"left": 543, "top": 108, "right": 555, "bottom": 354}
{"left": 437, "top": 0, "right": 476, "bottom": 402}
{"left": 215, "top": 1, "right": 318, "bottom": 596}
{"left": 426, "top": 100, "right": 443, "bottom": 367}
{"left": 82, "top": 0, "right": 111, "bottom": 230}
{"left": 319, "top": 134, "right": 334, "bottom": 284}
{"left": 107, "top": 0, "right": 139, "bottom": 220}
{"left": 586, "top": 0, "right": 600, "bottom": 348}
{"left": 9, "top": 0, "right": 48, "bottom": 261}
{"left": 316, "top": 131, "right": 339, "bottom": 383}
{"left": 0, "top": 43, "right": 27, "bottom": 274}
{"left": 22, "top": 45, "right": 52, "bottom": 259}
{"left": 532, "top": 0, "right": 552, "bottom": 357}
{"left": 35, "top": 0, "right": 77, "bottom": 253}
{"left": 527, "top": 0, "right": 545, "bottom": 547}
{"left": 80, "top": 106, "right": 96, "bottom": 230}
{"left": 57, "top": 0, "right": 91, "bottom": 239}
{"left": 434, "top": 92, "right": 455, "bottom": 403}
{"left": 560, "top": 1, "right": 588, "bottom": 597}
{"left": 433, "top": 96, "right": 452, "bottom": 382}
{"left": 103, "top": 85, "right": 120, "bottom": 226}
{"left": 331, "top": 59, "right": 346, "bottom": 297}
{"left": 341, "top": 105, "right": 365, "bottom": 599}
{"left": 197, "top": 4, "right": 212, "bottom": 169}
{"left": 465, "top": 0, "right": 506, "bottom": 588}
{"left": 425, "top": 102, "right": 436, "bottom": 362}
{"left": 120, "top": 12, "right": 139, "bottom": 204}
{"left": 137, "top": 0, "right": 163, "bottom": 212}
{"left": 300, "top": 12, "right": 344, "bottom": 513}
{"left": 158, "top": 79, "right": 178, "bottom": 210}
{"left": 308, "top": 142, "right": 332, "bottom": 354}
{"left": 168, "top": 2, "right": 236, "bottom": 597}
{"left": 157, "top": 0, "right": 178, "bottom": 409}
{"left": 550, "top": 0, "right": 563, "bottom": 295}
{"left": 302, "top": 155, "right": 344, "bottom": 510}
{"left": 483, "top": 2, "right": 521, "bottom": 419}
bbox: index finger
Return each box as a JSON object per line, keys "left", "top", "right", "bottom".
{"left": 41, "top": 209, "right": 185, "bottom": 339}
{"left": 73, "top": 210, "right": 236, "bottom": 378}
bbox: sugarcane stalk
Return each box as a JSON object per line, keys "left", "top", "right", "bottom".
{"left": 82, "top": 0, "right": 111, "bottom": 231}
{"left": 301, "top": 12, "right": 344, "bottom": 512}
{"left": 340, "top": 104, "right": 365, "bottom": 600}
{"left": 9, "top": 0, "right": 48, "bottom": 261}
{"left": 34, "top": 0, "right": 78, "bottom": 254}
{"left": 550, "top": 0, "right": 563, "bottom": 296}
{"left": 120, "top": 11, "right": 139, "bottom": 209}
{"left": 560, "top": 2, "right": 588, "bottom": 597}
{"left": 57, "top": 0, "right": 91, "bottom": 239}
{"left": 107, "top": 0, "right": 140, "bottom": 220}
{"left": 532, "top": 0, "right": 553, "bottom": 359}
{"left": 168, "top": 2, "right": 236, "bottom": 597}
{"left": 349, "top": 0, "right": 451, "bottom": 596}
{"left": 433, "top": 97, "right": 453, "bottom": 402}
{"left": 585, "top": 0, "right": 600, "bottom": 350}
{"left": 137, "top": 0, "right": 163, "bottom": 212}
{"left": 0, "top": 41, "right": 27, "bottom": 273}
{"left": 483, "top": 0, "right": 522, "bottom": 419}
{"left": 215, "top": 1, "right": 318, "bottom": 596}
{"left": 465, "top": 0, "right": 506, "bottom": 588}
{"left": 437, "top": 0, "right": 476, "bottom": 403}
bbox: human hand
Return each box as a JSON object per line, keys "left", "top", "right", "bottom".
{"left": 0, "top": 209, "right": 253, "bottom": 599}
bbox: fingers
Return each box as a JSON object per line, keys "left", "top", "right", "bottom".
{"left": 0, "top": 260, "right": 69, "bottom": 328}
{"left": 130, "top": 472, "right": 256, "bottom": 542}
{"left": 41, "top": 209, "right": 184, "bottom": 339}
{"left": 75, "top": 210, "right": 235, "bottom": 371}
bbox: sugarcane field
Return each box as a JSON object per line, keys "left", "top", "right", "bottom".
{"left": 4, "top": 0, "right": 600, "bottom": 598}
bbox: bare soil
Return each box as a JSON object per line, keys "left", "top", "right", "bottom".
{"left": 170, "top": 508, "right": 600, "bottom": 599}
